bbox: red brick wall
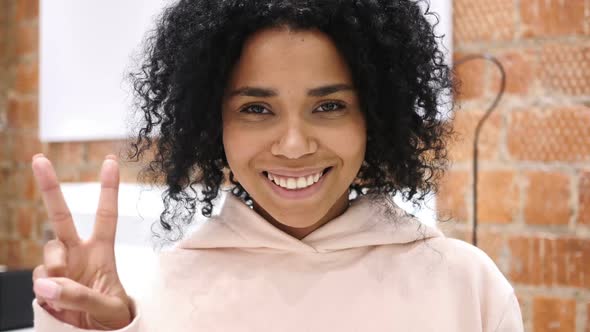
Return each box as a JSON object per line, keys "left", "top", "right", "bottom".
{"left": 444, "top": 0, "right": 590, "bottom": 331}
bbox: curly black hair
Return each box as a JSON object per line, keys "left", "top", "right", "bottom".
{"left": 126, "top": 0, "right": 455, "bottom": 244}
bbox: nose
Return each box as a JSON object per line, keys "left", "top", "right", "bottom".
{"left": 271, "top": 119, "right": 318, "bottom": 159}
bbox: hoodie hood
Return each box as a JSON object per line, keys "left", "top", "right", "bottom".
{"left": 176, "top": 193, "right": 443, "bottom": 253}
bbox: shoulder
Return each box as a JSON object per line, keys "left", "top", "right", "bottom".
{"left": 424, "top": 236, "right": 514, "bottom": 294}
{"left": 427, "top": 236, "right": 523, "bottom": 331}
{"left": 422, "top": 236, "right": 523, "bottom": 331}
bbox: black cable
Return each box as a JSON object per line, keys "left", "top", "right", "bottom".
{"left": 453, "top": 54, "right": 506, "bottom": 247}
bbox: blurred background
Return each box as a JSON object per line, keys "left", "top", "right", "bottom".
{"left": 0, "top": 0, "right": 589, "bottom": 331}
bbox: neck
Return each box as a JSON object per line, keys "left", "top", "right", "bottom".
{"left": 253, "top": 191, "right": 350, "bottom": 240}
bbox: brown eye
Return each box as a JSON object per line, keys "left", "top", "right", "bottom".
{"left": 315, "top": 102, "right": 345, "bottom": 113}
{"left": 240, "top": 104, "right": 272, "bottom": 114}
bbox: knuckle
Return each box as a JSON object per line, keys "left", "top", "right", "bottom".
{"left": 52, "top": 210, "right": 73, "bottom": 223}
{"left": 45, "top": 264, "right": 67, "bottom": 277}
{"left": 96, "top": 208, "right": 117, "bottom": 220}
{"left": 70, "top": 287, "right": 90, "bottom": 305}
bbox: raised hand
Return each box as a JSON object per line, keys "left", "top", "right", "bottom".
{"left": 31, "top": 153, "right": 133, "bottom": 330}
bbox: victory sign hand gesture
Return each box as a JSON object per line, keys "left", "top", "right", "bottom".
{"left": 31, "top": 154, "right": 133, "bottom": 330}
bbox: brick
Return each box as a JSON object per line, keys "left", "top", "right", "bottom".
{"left": 532, "top": 296, "right": 575, "bottom": 332}
{"left": 6, "top": 96, "right": 38, "bottom": 129}
{"left": 523, "top": 171, "right": 571, "bottom": 225}
{"left": 15, "top": 23, "right": 37, "bottom": 56}
{"left": 47, "top": 142, "right": 85, "bottom": 165}
{"left": 509, "top": 236, "right": 590, "bottom": 288}
{"left": 1, "top": 168, "right": 18, "bottom": 202}
{"left": 7, "top": 168, "right": 40, "bottom": 201}
{"left": 0, "top": 40, "right": 5, "bottom": 67}
{"left": 515, "top": 293, "right": 531, "bottom": 331}
{"left": 453, "top": 0, "right": 516, "bottom": 44}
{"left": 490, "top": 49, "right": 538, "bottom": 96}
{"left": 520, "top": 0, "right": 586, "bottom": 38}
{"left": 540, "top": 43, "right": 590, "bottom": 97}
{"left": 15, "top": 205, "right": 34, "bottom": 238}
{"left": 438, "top": 227, "right": 470, "bottom": 243}
{"left": 0, "top": 131, "right": 12, "bottom": 163}
{"left": 453, "top": 52, "right": 487, "bottom": 100}
{"left": 560, "top": 239, "right": 590, "bottom": 288}
{"left": 15, "top": 0, "right": 38, "bottom": 23}
{"left": 5, "top": 239, "right": 21, "bottom": 268}
{"left": 14, "top": 60, "right": 38, "bottom": 94}
{"left": 86, "top": 140, "right": 125, "bottom": 163}
{"left": 476, "top": 170, "right": 519, "bottom": 224}
{"left": 507, "top": 107, "right": 590, "bottom": 162}
{"left": 79, "top": 166, "right": 98, "bottom": 182}
{"left": 23, "top": 167, "right": 39, "bottom": 201}
{"left": 0, "top": 240, "right": 6, "bottom": 265}
{"left": 119, "top": 165, "right": 141, "bottom": 183}
{"left": 436, "top": 169, "right": 469, "bottom": 222}
{"left": 0, "top": 19, "right": 6, "bottom": 58}
{"left": 0, "top": 204, "right": 14, "bottom": 238}
{"left": 477, "top": 230, "right": 508, "bottom": 271}
{"left": 579, "top": 171, "right": 590, "bottom": 225}
{"left": 10, "top": 130, "right": 42, "bottom": 163}
{"left": 508, "top": 236, "right": 530, "bottom": 284}
{"left": 20, "top": 239, "right": 42, "bottom": 268}
{"left": 0, "top": 167, "right": 12, "bottom": 201}
{"left": 447, "top": 109, "right": 503, "bottom": 162}
{"left": 79, "top": 162, "right": 140, "bottom": 183}
{"left": 53, "top": 166, "right": 80, "bottom": 183}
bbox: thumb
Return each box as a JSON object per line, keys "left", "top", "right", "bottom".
{"left": 34, "top": 277, "right": 131, "bottom": 323}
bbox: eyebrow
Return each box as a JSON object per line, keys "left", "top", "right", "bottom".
{"left": 226, "top": 83, "right": 355, "bottom": 99}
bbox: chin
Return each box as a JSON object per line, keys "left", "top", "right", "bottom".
{"left": 274, "top": 211, "right": 326, "bottom": 228}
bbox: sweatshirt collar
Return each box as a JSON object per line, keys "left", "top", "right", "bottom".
{"left": 176, "top": 193, "right": 443, "bottom": 253}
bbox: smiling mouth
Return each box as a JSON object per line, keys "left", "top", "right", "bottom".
{"left": 262, "top": 167, "right": 333, "bottom": 190}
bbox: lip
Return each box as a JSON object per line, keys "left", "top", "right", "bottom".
{"left": 261, "top": 167, "right": 332, "bottom": 200}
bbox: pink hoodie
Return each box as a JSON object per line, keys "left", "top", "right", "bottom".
{"left": 33, "top": 193, "right": 523, "bottom": 331}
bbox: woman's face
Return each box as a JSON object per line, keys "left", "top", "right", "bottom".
{"left": 222, "top": 27, "right": 366, "bottom": 235}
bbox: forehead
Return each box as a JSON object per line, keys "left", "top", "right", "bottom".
{"left": 226, "top": 27, "right": 353, "bottom": 88}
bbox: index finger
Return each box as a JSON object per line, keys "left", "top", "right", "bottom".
{"left": 31, "top": 154, "right": 81, "bottom": 247}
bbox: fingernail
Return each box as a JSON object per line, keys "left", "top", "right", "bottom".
{"left": 32, "top": 153, "right": 45, "bottom": 161}
{"left": 35, "top": 278, "right": 61, "bottom": 300}
{"left": 105, "top": 154, "right": 117, "bottom": 161}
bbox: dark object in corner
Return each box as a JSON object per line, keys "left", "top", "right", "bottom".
{"left": 0, "top": 269, "right": 34, "bottom": 331}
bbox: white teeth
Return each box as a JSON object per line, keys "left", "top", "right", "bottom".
{"left": 296, "top": 177, "right": 306, "bottom": 188}
{"left": 266, "top": 169, "right": 326, "bottom": 190}
{"left": 287, "top": 178, "right": 297, "bottom": 189}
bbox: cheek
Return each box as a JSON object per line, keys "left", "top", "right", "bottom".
{"left": 325, "top": 120, "right": 366, "bottom": 169}
{"left": 222, "top": 122, "right": 265, "bottom": 175}
{"left": 222, "top": 124, "right": 243, "bottom": 170}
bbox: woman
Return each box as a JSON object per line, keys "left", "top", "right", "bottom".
{"left": 30, "top": 0, "right": 524, "bottom": 331}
